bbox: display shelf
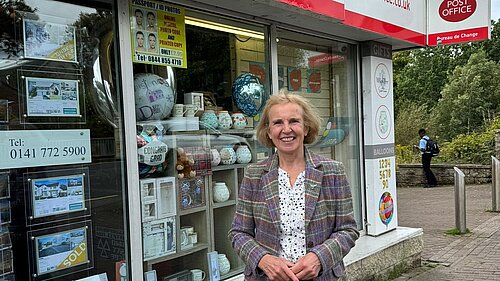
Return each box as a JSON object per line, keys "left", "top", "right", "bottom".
{"left": 220, "top": 265, "right": 245, "bottom": 280}
{"left": 212, "top": 163, "right": 248, "bottom": 171}
{"left": 212, "top": 205, "right": 245, "bottom": 278}
{"left": 150, "top": 248, "right": 209, "bottom": 275}
{"left": 145, "top": 242, "right": 209, "bottom": 266}
{"left": 179, "top": 205, "right": 206, "bottom": 216}
{"left": 212, "top": 200, "right": 236, "bottom": 209}
{"left": 141, "top": 127, "right": 256, "bottom": 280}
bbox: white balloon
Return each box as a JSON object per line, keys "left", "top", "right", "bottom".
{"left": 134, "top": 73, "right": 175, "bottom": 121}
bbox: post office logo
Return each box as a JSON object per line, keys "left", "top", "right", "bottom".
{"left": 439, "top": 0, "right": 476, "bottom": 22}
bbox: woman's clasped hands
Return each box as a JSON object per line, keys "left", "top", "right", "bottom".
{"left": 258, "top": 252, "right": 322, "bottom": 281}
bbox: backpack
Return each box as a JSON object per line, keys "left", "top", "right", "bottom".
{"left": 426, "top": 138, "right": 440, "bottom": 157}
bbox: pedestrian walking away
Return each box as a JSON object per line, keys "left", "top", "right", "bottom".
{"left": 414, "top": 128, "right": 437, "bottom": 188}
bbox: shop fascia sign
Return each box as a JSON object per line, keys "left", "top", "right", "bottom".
{"left": 274, "top": 0, "right": 490, "bottom": 47}
{"left": 274, "top": 0, "right": 345, "bottom": 20}
{"left": 427, "top": 0, "right": 491, "bottom": 46}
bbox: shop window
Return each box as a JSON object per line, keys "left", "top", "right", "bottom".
{"left": 276, "top": 29, "right": 363, "bottom": 229}
{"left": 130, "top": 6, "right": 270, "bottom": 280}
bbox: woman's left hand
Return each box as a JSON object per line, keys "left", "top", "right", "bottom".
{"left": 289, "top": 252, "right": 322, "bottom": 280}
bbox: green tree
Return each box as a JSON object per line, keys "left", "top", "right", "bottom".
{"left": 393, "top": 45, "right": 472, "bottom": 116}
{"left": 395, "top": 103, "right": 431, "bottom": 146}
{"left": 479, "top": 20, "right": 500, "bottom": 63}
{"left": 433, "top": 51, "right": 500, "bottom": 140}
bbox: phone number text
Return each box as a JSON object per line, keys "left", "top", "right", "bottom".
{"left": 9, "top": 146, "right": 87, "bottom": 160}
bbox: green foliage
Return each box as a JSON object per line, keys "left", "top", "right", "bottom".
{"left": 433, "top": 51, "right": 500, "bottom": 141}
{"left": 395, "top": 102, "right": 431, "bottom": 145}
{"left": 393, "top": 45, "right": 474, "bottom": 117}
{"left": 478, "top": 20, "right": 500, "bottom": 63}
{"left": 438, "top": 118, "right": 500, "bottom": 164}
{"left": 395, "top": 145, "right": 420, "bottom": 165}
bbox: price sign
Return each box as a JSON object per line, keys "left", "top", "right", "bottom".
{"left": 378, "top": 158, "right": 392, "bottom": 189}
{"left": 0, "top": 130, "right": 91, "bottom": 169}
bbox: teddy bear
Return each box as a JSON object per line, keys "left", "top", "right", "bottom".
{"left": 176, "top": 147, "right": 196, "bottom": 179}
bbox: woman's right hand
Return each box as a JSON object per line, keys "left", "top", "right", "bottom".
{"left": 258, "top": 254, "right": 299, "bottom": 281}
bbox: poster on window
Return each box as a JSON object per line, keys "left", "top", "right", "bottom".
{"left": 307, "top": 70, "right": 321, "bottom": 93}
{"left": 249, "top": 62, "right": 267, "bottom": 85}
{"left": 31, "top": 174, "right": 86, "bottom": 218}
{"left": 287, "top": 67, "right": 302, "bottom": 92}
{"left": 130, "top": 0, "right": 187, "bottom": 68}
{"left": 23, "top": 19, "right": 77, "bottom": 63}
{"left": 25, "top": 77, "right": 80, "bottom": 117}
{"left": 35, "top": 227, "right": 88, "bottom": 275}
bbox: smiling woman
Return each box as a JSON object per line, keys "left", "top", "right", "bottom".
{"left": 229, "top": 91, "right": 359, "bottom": 281}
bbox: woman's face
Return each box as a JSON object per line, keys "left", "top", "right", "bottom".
{"left": 135, "top": 11, "right": 143, "bottom": 26}
{"left": 147, "top": 14, "right": 155, "bottom": 28}
{"left": 267, "top": 102, "right": 308, "bottom": 155}
{"left": 148, "top": 35, "right": 156, "bottom": 49}
{"left": 136, "top": 33, "right": 144, "bottom": 47}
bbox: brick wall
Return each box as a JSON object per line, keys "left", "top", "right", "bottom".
{"left": 397, "top": 164, "right": 491, "bottom": 187}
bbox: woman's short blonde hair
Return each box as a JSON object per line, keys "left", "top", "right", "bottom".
{"left": 256, "top": 90, "right": 322, "bottom": 148}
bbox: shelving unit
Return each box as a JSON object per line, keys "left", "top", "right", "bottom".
{"left": 138, "top": 126, "right": 267, "bottom": 279}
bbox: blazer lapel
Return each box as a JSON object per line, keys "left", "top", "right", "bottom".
{"left": 262, "top": 155, "right": 281, "bottom": 231}
{"left": 304, "top": 148, "right": 323, "bottom": 228}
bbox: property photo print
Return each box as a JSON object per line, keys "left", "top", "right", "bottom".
{"left": 0, "top": 249, "right": 13, "bottom": 276}
{"left": 0, "top": 172, "right": 9, "bottom": 199}
{"left": 32, "top": 174, "right": 85, "bottom": 218}
{"left": 0, "top": 225, "right": 11, "bottom": 250}
{"left": 35, "top": 227, "right": 88, "bottom": 275}
{"left": 26, "top": 77, "right": 80, "bottom": 117}
{"left": 0, "top": 200, "right": 10, "bottom": 225}
{"left": 23, "top": 19, "right": 77, "bottom": 62}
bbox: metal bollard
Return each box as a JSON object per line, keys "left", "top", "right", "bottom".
{"left": 492, "top": 156, "right": 500, "bottom": 212}
{"left": 454, "top": 167, "right": 466, "bottom": 234}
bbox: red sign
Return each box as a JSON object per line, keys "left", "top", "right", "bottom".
{"left": 275, "top": 0, "right": 344, "bottom": 20}
{"left": 439, "top": 0, "right": 476, "bottom": 22}
{"left": 288, "top": 68, "right": 301, "bottom": 91}
{"left": 249, "top": 63, "right": 266, "bottom": 84}
{"left": 308, "top": 71, "right": 321, "bottom": 93}
{"left": 308, "top": 53, "right": 345, "bottom": 68}
{"left": 427, "top": 26, "right": 489, "bottom": 46}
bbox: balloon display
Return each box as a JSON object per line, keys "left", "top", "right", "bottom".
{"left": 232, "top": 73, "right": 267, "bottom": 117}
{"left": 134, "top": 73, "right": 175, "bottom": 121}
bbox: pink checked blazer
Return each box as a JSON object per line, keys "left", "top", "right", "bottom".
{"left": 229, "top": 147, "right": 359, "bottom": 281}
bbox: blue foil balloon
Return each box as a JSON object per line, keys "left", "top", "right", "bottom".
{"left": 232, "top": 73, "right": 267, "bottom": 117}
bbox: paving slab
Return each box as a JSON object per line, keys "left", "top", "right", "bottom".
{"left": 395, "top": 184, "right": 500, "bottom": 281}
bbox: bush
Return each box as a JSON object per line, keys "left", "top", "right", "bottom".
{"left": 395, "top": 145, "right": 420, "bottom": 166}
{"left": 439, "top": 132, "right": 496, "bottom": 165}
{"left": 396, "top": 118, "right": 500, "bottom": 165}
{"left": 395, "top": 103, "right": 431, "bottom": 146}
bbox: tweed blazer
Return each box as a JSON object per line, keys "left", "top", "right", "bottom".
{"left": 229, "top": 147, "right": 359, "bottom": 281}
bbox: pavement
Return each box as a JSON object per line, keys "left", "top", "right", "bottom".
{"left": 394, "top": 184, "right": 500, "bottom": 281}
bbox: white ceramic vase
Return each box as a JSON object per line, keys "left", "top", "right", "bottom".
{"left": 231, "top": 112, "right": 247, "bottom": 130}
{"left": 210, "top": 148, "right": 221, "bottom": 166}
{"left": 236, "top": 145, "right": 252, "bottom": 164}
{"left": 219, "top": 146, "right": 237, "bottom": 165}
{"left": 200, "top": 110, "right": 218, "bottom": 129}
{"left": 217, "top": 110, "right": 233, "bottom": 129}
{"left": 213, "top": 182, "right": 230, "bottom": 203}
{"left": 218, "top": 253, "right": 231, "bottom": 275}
